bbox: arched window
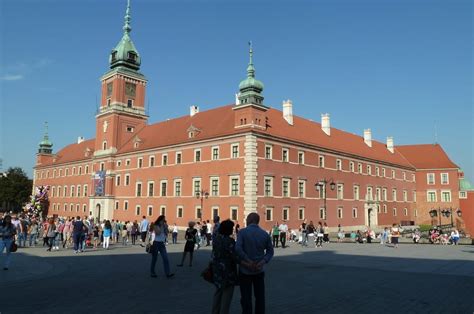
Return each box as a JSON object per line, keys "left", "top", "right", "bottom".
{"left": 102, "top": 141, "right": 107, "bottom": 150}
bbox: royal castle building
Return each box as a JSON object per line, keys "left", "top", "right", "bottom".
{"left": 33, "top": 1, "right": 473, "bottom": 233}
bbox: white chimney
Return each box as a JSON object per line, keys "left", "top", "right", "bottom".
{"left": 282, "top": 100, "right": 293, "bottom": 125}
{"left": 77, "top": 136, "right": 85, "bottom": 144}
{"left": 321, "top": 113, "right": 330, "bottom": 136}
{"left": 364, "top": 129, "right": 372, "bottom": 147}
{"left": 387, "top": 136, "right": 394, "bottom": 153}
{"left": 190, "top": 105, "right": 199, "bottom": 117}
{"left": 235, "top": 93, "right": 240, "bottom": 105}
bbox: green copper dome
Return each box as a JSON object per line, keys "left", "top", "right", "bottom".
{"left": 109, "top": 0, "right": 141, "bottom": 71}
{"left": 460, "top": 177, "right": 474, "bottom": 191}
{"left": 238, "top": 42, "right": 265, "bottom": 106}
{"left": 38, "top": 122, "right": 53, "bottom": 154}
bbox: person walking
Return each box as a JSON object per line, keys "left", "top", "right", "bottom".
{"left": 206, "top": 220, "right": 212, "bottom": 246}
{"left": 45, "top": 218, "right": 56, "bottom": 252}
{"left": 149, "top": 215, "right": 174, "bottom": 278}
{"left": 28, "top": 220, "right": 39, "bottom": 247}
{"left": 62, "top": 217, "right": 72, "bottom": 248}
{"left": 131, "top": 221, "right": 139, "bottom": 245}
{"left": 211, "top": 219, "right": 241, "bottom": 314}
{"left": 0, "top": 215, "right": 16, "bottom": 270}
{"left": 235, "top": 213, "right": 274, "bottom": 314}
{"left": 103, "top": 220, "right": 112, "bottom": 249}
{"left": 323, "top": 222, "right": 330, "bottom": 243}
{"left": 300, "top": 219, "right": 307, "bottom": 246}
{"left": 172, "top": 223, "right": 178, "bottom": 244}
{"left": 139, "top": 216, "right": 149, "bottom": 246}
{"left": 278, "top": 221, "right": 288, "bottom": 248}
{"left": 72, "top": 215, "right": 85, "bottom": 253}
{"left": 391, "top": 224, "right": 400, "bottom": 248}
{"left": 316, "top": 221, "right": 324, "bottom": 248}
{"left": 271, "top": 223, "right": 279, "bottom": 248}
{"left": 306, "top": 221, "right": 316, "bottom": 248}
{"left": 121, "top": 223, "right": 128, "bottom": 246}
{"left": 177, "top": 221, "right": 197, "bottom": 267}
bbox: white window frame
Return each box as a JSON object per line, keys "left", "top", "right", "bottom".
{"left": 115, "top": 201, "right": 119, "bottom": 210}
{"left": 136, "top": 182, "right": 142, "bottom": 197}
{"left": 403, "top": 208, "right": 408, "bottom": 216}
{"left": 354, "top": 185, "right": 360, "bottom": 200}
{"left": 459, "top": 191, "right": 467, "bottom": 199}
{"left": 265, "top": 207, "right": 273, "bottom": 221}
{"left": 441, "top": 190, "right": 452, "bottom": 202}
{"left": 427, "top": 173, "right": 435, "bottom": 185}
{"left": 337, "top": 184, "right": 344, "bottom": 200}
{"left": 212, "top": 207, "right": 219, "bottom": 219}
{"left": 336, "top": 159, "right": 342, "bottom": 171}
{"left": 148, "top": 206, "right": 153, "bottom": 217}
{"left": 116, "top": 175, "right": 121, "bottom": 186}
{"left": 319, "top": 155, "right": 325, "bottom": 168}
{"left": 176, "top": 152, "right": 182, "bottom": 164}
{"left": 349, "top": 161, "right": 355, "bottom": 172}
{"left": 441, "top": 173, "right": 449, "bottom": 185}
{"left": 352, "top": 208, "right": 358, "bottom": 218}
{"left": 358, "top": 163, "right": 362, "bottom": 174}
{"left": 193, "top": 178, "right": 202, "bottom": 197}
{"left": 282, "top": 207, "right": 289, "bottom": 221}
{"left": 367, "top": 165, "right": 372, "bottom": 176}
{"left": 124, "top": 200, "right": 129, "bottom": 211}
{"left": 148, "top": 181, "right": 155, "bottom": 197}
{"left": 231, "top": 143, "right": 239, "bottom": 158}
{"left": 160, "top": 180, "right": 168, "bottom": 197}
{"left": 177, "top": 206, "right": 184, "bottom": 218}
{"left": 136, "top": 205, "right": 141, "bottom": 216}
{"left": 382, "top": 168, "right": 386, "bottom": 177}
{"left": 195, "top": 206, "right": 202, "bottom": 220}
{"left": 383, "top": 204, "right": 387, "bottom": 214}
{"left": 282, "top": 148, "right": 289, "bottom": 162}
{"left": 392, "top": 188, "right": 397, "bottom": 202}
{"left": 376, "top": 167, "right": 380, "bottom": 177}
{"left": 230, "top": 176, "right": 240, "bottom": 196}
{"left": 149, "top": 156, "right": 155, "bottom": 167}
{"left": 282, "top": 178, "right": 291, "bottom": 197}
{"left": 210, "top": 177, "right": 219, "bottom": 196}
{"left": 83, "top": 185, "right": 88, "bottom": 197}
{"left": 160, "top": 206, "right": 166, "bottom": 216}
{"left": 230, "top": 207, "right": 238, "bottom": 221}
{"left": 427, "top": 190, "right": 437, "bottom": 202}
{"left": 265, "top": 145, "right": 273, "bottom": 159}
{"left": 174, "top": 179, "right": 182, "bottom": 197}
{"left": 393, "top": 208, "right": 397, "bottom": 216}
{"left": 298, "top": 151, "right": 305, "bottom": 165}
{"left": 298, "top": 207, "right": 305, "bottom": 220}
{"left": 403, "top": 190, "right": 408, "bottom": 202}
{"left": 137, "top": 157, "right": 143, "bottom": 168}
{"left": 162, "top": 154, "right": 168, "bottom": 166}
{"left": 298, "top": 180, "right": 306, "bottom": 198}
{"left": 212, "top": 146, "right": 220, "bottom": 160}
{"left": 194, "top": 149, "right": 201, "bottom": 162}
{"left": 264, "top": 177, "right": 274, "bottom": 197}
{"left": 126, "top": 159, "right": 131, "bottom": 166}
{"left": 337, "top": 207, "right": 343, "bottom": 219}
{"left": 125, "top": 174, "right": 130, "bottom": 186}
{"left": 319, "top": 208, "right": 326, "bottom": 220}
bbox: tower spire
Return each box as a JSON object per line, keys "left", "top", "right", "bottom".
{"left": 123, "top": 0, "right": 131, "bottom": 35}
{"left": 247, "top": 41, "right": 255, "bottom": 78}
{"left": 238, "top": 41, "right": 265, "bottom": 107}
{"left": 38, "top": 121, "right": 53, "bottom": 154}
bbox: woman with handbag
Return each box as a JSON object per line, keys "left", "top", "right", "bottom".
{"left": 0, "top": 215, "right": 17, "bottom": 270}
{"left": 177, "top": 221, "right": 198, "bottom": 267}
{"left": 149, "top": 215, "right": 174, "bottom": 278}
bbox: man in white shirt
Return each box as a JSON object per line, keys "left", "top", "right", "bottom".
{"left": 139, "top": 216, "right": 149, "bottom": 246}
{"left": 206, "top": 220, "right": 212, "bottom": 246}
{"left": 278, "top": 221, "right": 288, "bottom": 248}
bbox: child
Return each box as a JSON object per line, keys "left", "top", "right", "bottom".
{"left": 380, "top": 227, "right": 388, "bottom": 245}
{"left": 93, "top": 226, "right": 99, "bottom": 249}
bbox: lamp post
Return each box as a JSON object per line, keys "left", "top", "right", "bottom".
{"left": 315, "top": 179, "right": 336, "bottom": 220}
{"left": 429, "top": 207, "right": 462, "bottom": 228}
{"left": 196, "top": 189, "right": 209, "bottom": 220}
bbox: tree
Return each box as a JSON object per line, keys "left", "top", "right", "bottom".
{"left": 0, "top": 167, "right": 33, "bottom": 213}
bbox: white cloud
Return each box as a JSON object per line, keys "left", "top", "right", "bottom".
{"left": 0, "top": 74, "right": 24, "bottom": 81}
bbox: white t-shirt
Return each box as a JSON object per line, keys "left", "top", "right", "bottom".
{"left": 172, "top": 226, "right": 178, "bottom": 233}
{"left": 206, "top": 223, "right": 212, "bottom": 234}
{"left": 279, "top": 224, "right": 288, "bottom": 233}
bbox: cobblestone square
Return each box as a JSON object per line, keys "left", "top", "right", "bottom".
{"left": 1, "top": 242, "right": 473, "bottom": 314}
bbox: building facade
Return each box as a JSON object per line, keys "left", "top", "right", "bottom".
{"left": 33, "top": 1, "right": 470, "bottom": 232}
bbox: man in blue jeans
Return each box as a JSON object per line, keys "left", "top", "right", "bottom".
{"left": 236, "top": 213, "right": 274, "bottom": 314}
{"left": 72, "top": 216, "right": 85, "bottom": 253}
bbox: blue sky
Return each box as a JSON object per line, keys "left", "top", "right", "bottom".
{"left": 0, "top": 0, "right": 472, "bottom": 182}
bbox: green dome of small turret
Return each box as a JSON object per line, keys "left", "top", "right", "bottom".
{"left": 38, "top": 122, "right": 53, "bottom": 154}
{"left": 237, "top": 42, "right": 265, "bottom": 106}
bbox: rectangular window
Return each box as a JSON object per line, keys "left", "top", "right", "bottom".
{"left": 319, "top": 208, "right": 326, "bottom": 220}
{"left": 337, "top": 207, "right": 343, "bottom": 219}
{"left": 391, "top": 170, "right": 396, "bottom": 179}
{"left": 376, "top": 167, "right": 380, "bottom": 177}
{"left": 160, "top": 206, "right": 166, "bottom": 216}
{"left": 212, "top": 207, "right": 219, "bottom": 219}
{"left": 441, "top": 191, "right": 451, "bottom": 202}
{"left": 383, "top": 188, "right": 387, "bottom": 201}
{"left": 231, "top": 207, "right": 238, "bottom": 221}
{"left": 382, "top": 168, "right": 386, "bottom": 177}
{"left": 115, "top": 201, "right": 119, "bottom": 210}
{"left": 161, "top": 181, "right": 167, "bottom": 197}
{"left": 231, "top": 144, "right": 239, "bottom": 158}
{"left": 367, "top": 186, "right": 373, "bottom": 201}
{"left": 413, "top": 191, "right": 417, "bottom": 202}
{"left": 383, "top": 204, "right": 387, "bottom": 213}
{"left": 352, "top": 208, "right": 358, "bottom": 218}
{"left": 194, "top": 149, "right": 201, "bottom": 162}
{"left": 358, "top": 163, "right": 362, "bottom": 174}
{"left": 84, "top": 185, "right": 88, "bottom": 197}
{"left": 124, "top": 201, "right": 128, "bottom": 211}
{"left": 138, "top": 158, "right": 143, "bottom": 168}
{"left": 376, "top": 188, "right": 381, "bottom": 201}
{"left": 282, "top": 207, "right": 289, "bottom": 221}
{"left": 403, "top": 208, "right": 408, "bottom": 216}
{"left": 393, "top": 208, "right": 397, "bottom": 216}
{"left": 162, "top": 154, "right": 168, "bottom": 166}
{"left": 77, "top": 185, "right": 81, "bottom": 198}
{"left": 136, "top": 205, "right": 141, "bottom": 216}
{"left": 265, "top": 208, "right": 273, "bottom": 221}
{"left": 336, "top": 159, "right": 342, "bottom": 171}
{"left": 354, "top": 185, "right": 360, "bottom": 200}
{"left": 212, "top": 147, "right": 219, "bottom": 160}
{"left": 427, "top": 190, "right": 437, "bottom": 202}
{"left": 116, "top": 175, "right": 121, "bottom": 186}
{"left": 100, "top": 163, "right": 105, "bottom": 172}
{"left": 76, "top": 204, "right": 79, "bottom": 212}
{"left": 149, "top": 156, "right": 155, "bottom": 167}
{"left": 125, "top": 174, "right": 130, "bottom": 186}
{"left": 441, "top": 173, "right": 449, "bottom": 185}
{"left": 174, "top": 180, "right": 182, "bottom": 197}
{"left": 403, "top": 190, "right": 408, "bottom": 202}
{"left": 83, "top": 204, "right": 87, "bottom": 213}
{"left": 282, "top": 179, "right": 290, "bottom": 197}
{"left": 298, "top": 151, "right": 304, "bottom": 164}
{"left": 460, "top": 191, "right": 467, "bottom": 199}
{"left": 148, "top": 206, "right": 153, "bottom": 216}
{"left": 177, "top": 206, "right": 183, "bottom": 218}
{"left": 319, "top": 156, "right": 325, "bottom": 168}
{"left": 265, "top": 145, "right": 272, "bottom": 159}
{"left": 64, "top": 186, "right": 68, "bottom": 197}
{"left": 196, "top": 207, "right": 202, "bottom": 219}
{"left": 193, "top": 179, "right": 201, "bottom": 197}
{"left": 136, "top": 183, "right": 142, "bottom": 197}
{"left": 71, "top": 186, "right": 75, "bottom": 197}
{"left": 126, "top": 159, "right": 130, "bottom": 166}
{"left": 350, "top": 162, "right": 355, "bottom": 172}
{"left": 282, "top": 148, "right": 289, "bottom": 162}
{"left": 392, "top": 189, "right": 397, "bottom": 202}
{"left": 231, "top": 177, "right": 239, "bottom": 196}
{"left": 264, "top": 177, "right": 273, "bottom": 197}
{"left": 298, "top": 207, "right": 305, "bottom": 220}
{"left": 337, "top": 184, "right": 344, "bottom": 200}
{"left": 367, "top": 165, "right": 372, "bottom": 175}
{"left": 211, "top": 178, "right": 219, "bottom": 196}
{"left": 427, "top": 173, "right": 435, "bottom": 185}
{"left": 148, "top": 182, "right": 154, "bottom": 197}
{"left": 176, "top": 152, "right": 182, "bottom": 164}
{"left": 298, "top": 180, "right": 305, "bottom": 198}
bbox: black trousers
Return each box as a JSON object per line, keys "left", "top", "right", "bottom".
{"left": 280, "top": 232, "right": 287, "bottom": 248}
{"left": 239, "top": 272, "right": 265, "bottom": 314}
{"left": 272, "top": 235, "right": 279, "bottom": 247}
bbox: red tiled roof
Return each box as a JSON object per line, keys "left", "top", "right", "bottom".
{"left": 41, "top": 104, "right": 420, "bottom": 169}
{"left": 396, "top": 144, "right": 458, "bottom": 169}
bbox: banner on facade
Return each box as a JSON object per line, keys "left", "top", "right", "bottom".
{"left": 94, "top": 171, "right": 106, "bottom": 196}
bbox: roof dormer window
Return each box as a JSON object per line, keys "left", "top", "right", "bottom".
{"left": 111, "top": 51, "right": 117, "bottom": 62}
{"left": 128, "top": 52, "right": 137, "bottom": 62}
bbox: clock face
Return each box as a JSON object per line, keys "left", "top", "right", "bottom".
{"left": 107, "top": 83, "right": 113, "bottom": 97}
{"left": 125, "top": 82, "right": 136, "bottom": 97}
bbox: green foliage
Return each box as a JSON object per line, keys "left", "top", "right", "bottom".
{"left": 419, "top": 224, "right": 432, "bottom": 232}
{"left": 0, "top": 167, "right": 33, "bottom": 212}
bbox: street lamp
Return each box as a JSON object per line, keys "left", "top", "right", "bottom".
{"left": 315, "top": 179, "right": 336, "bottom": 220}
{"left": 429, "top": 207, "right": 462, "bottom": 228}
{"left": 196, "top": 189, "right": 209, "bottom": 220}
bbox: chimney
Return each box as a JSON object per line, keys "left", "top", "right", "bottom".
{"left": 235, "top": 93, "right": 240, "bottom": 105}
{"left": 387, "top": 136, "right": 394, "bottom": 153}
{"left": 190, "top": 105, "right": 199, "bottom": 117}
{"left": 321, "top": 113, "right": 330, "bottom": 136}
{"left": 282, "top": 100, "right": 293, "bottom": 125}
{"left": 77, "top": 136, "right": 85, "bottom": 144}
{"left": 364, "top": 129, "right": 372, "bottom": 147}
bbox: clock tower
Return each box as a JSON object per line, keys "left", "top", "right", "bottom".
{"left": 95, "top": 0, "right": 148, "bottom": 156}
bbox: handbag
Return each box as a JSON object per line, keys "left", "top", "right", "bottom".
{"left": 201, "top": 262, "right": 214, "bottom": 284}
{"left": 10, "top": 242, "right": 18, "bottom": 253}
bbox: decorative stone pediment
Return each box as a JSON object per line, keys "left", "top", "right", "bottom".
{"left": 84, "top": 148, "right": 92, "bottom": 157}
{"left": 187, "top": 124, "right": 201, "bottom": 138}
{"left": 133, "top": 135, "right": 142, "bottom": 148}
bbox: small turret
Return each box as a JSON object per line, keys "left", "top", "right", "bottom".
{"left": 38, "top": 122, "right": 53, "bottom": 154}
{"left": 237, "top": 42, "right": 265, "bottom": 107}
